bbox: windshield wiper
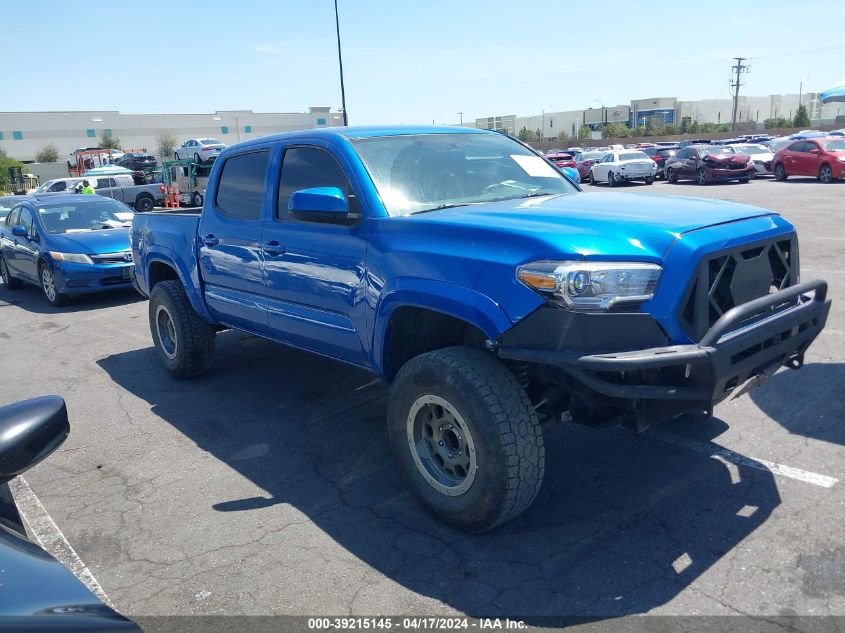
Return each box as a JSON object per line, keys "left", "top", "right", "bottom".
{"left": 410, "top": 202, "right": 476, "bottom": 215}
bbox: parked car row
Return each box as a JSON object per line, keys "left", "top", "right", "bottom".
{"left": 557, "top": 134, "right": 845, "bottom": 186}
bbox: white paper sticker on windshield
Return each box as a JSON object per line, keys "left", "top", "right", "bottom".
{"left": 510, "top": 155, "right": 560, "bottom": 178}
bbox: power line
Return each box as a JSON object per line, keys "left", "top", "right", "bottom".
{"left": 730, "top": 57, "right": 749, "bottom": 132}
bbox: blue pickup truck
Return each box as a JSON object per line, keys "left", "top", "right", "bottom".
{"left": 131, "top": 126, "right": 830, "bottom": 531}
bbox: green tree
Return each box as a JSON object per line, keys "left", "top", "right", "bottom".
{"left": 578, "top": 125, "right": 592, "bottom": 140}
{"left": 0, "top": 148, "right": 26, "bottom": 189}
{"left": 645, "top": 115, "right": 666, "bottom": 136}
{"left": 601, "top": 122, "right": 630, "bottom": 139}
{"left": 36, "top": 144, "right": 59, "bottom": 163}
{"left": 763, "top": 116, "right": 790, "bottom": 129}
{"left": 632, "top": 125, "right": 647, "bottom": 137}
{"left": 518, "top": 127, "right": 539, "bottom": 142}
{"left": 100, "top": 131, "right": 121, "bottom": 150}
{"left": 793, "top": 105, "right": 810, "bottom": 127}
{"left": 156, "top": 130, "right": 178, "bottom": 160}
{"left": 663, "top": 124, "right": 679, "bottom": 135}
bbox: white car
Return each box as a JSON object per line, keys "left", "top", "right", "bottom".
{"left": 731, "top": 144, "right": 774, "bottom": 177}
{"left": 174, "top": 138, "right": 226, "bottom": 164}
{"left": 589, "top": 150, "right": 657, "bottom": 186}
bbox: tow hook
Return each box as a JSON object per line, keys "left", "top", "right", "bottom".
{"left": 786, "top": 352, "right": 804, "bottom": 370}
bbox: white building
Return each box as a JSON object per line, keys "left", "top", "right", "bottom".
{"left": 0, "top": 107, "right": 343, "bottom": 162}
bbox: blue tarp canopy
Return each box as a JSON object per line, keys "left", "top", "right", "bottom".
{"left": 820, "top": 82, "right": 845, "bottom": 103}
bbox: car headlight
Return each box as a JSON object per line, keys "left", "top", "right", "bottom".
{"left": 517, "top": 261, "right": 662, "bottom": 311}
{"left": 49, "top": 251, "right": 94, "bottom": 264}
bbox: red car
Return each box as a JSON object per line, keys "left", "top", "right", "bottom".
{"left": 575, "top": 150, "right": 607, "bottom": 180}
{"left": 545, "top": 152, "right": 576, "bottom": 169}
{"left": 772, "top": 137, "right": 845, "bottom": 182}
{"left": 664, "top": 145, "right": 755, "bottom": 184}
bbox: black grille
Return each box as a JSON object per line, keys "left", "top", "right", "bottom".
{"left": 679, "top": 236, "right": 798, "bottom": 341}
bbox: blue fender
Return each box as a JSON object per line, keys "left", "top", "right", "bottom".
{"left": 371, "top": 277, "right": 514, "bottom": 378}
{"left": 143, "top": 246, "right": 214, "bottom": 322}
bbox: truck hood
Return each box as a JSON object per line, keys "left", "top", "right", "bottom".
{"left": 403, "top": 191, "right": 776, "bottom": 259}
{"left": 48, "top": 228, "right": 130, "bottom": 255}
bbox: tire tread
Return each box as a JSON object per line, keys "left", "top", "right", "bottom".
{"left": 150, "top": 280, "right": 215, "bottom": 378}
{"left": 391, "top": 346, "right": 544, "bottom": 531}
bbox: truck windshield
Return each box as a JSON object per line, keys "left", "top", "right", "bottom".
{"left": 351, "top": 133, "right": 578, "bottom": 216}
{"left": 36, "top": 199, "right": 130, "bottom": 234}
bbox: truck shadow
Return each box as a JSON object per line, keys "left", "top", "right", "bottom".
{"left": 98, "top": 331, "right": 781, "bottom": 621}
{"left": 0, "top": 283, "right": 143, "bottom": 314}
{"left": 749, "top": 363, "right": 845, "bottom": 447}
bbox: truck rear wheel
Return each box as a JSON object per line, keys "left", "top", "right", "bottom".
{"left": 135, "top": 195, "right": 154, "bottom": 212}
{"left": 149, "top": 280, "right": 215, "bottom": 378}
{"left": 388, "top": 346, "right": 544, "bottom": 532}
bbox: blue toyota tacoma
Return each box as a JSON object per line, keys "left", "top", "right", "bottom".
{"left": 131, "top": 127, "right": 830, "bottom": 531}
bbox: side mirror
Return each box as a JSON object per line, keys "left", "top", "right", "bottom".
{"left": 289, "top": 187, "right": 349, "bottom": 216}
{"left": 0, "top": 396, "right": 69, "bottom": 486}
{"left": 11, "top": 225, "right": 27, "bottom": 238}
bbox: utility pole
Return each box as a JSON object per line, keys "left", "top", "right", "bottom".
{"left": 334, "top": 0, "right": 348, "bottom": 126}
{"left": 730, "top": 57, "right": 749, "bottom": 132}
{"left": 457, "top": 112, "right": 463, "bottom": 125}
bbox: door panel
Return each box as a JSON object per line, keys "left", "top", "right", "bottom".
{"left": 197, "top": 149, "right": 271, "bottom": 333}
{"left": 261, "top": 144, "right": 370, "bottom": 365}
{"left": 9, "top": 208, "right": 38, "bottom": 281}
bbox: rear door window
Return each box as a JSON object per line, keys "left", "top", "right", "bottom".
{"left": 214, "top": 150, "right": 270, "bottom": 220}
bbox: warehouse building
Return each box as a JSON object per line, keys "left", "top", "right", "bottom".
{"left": 0, "top": 107, "right": 343, "bottom": 162}
{"left": 476, "top": 93, "right": 844, "bottom": 140}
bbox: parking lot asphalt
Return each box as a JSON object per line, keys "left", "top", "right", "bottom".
{"left": 1, "top": 178, "right": 843, "bottom": 624}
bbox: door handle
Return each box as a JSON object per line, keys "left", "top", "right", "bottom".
{"left": 202, "top": 234, "right": 219, "bottom": 247}
{"left": 262, "top": 241, "right": 286, "bottom": 256}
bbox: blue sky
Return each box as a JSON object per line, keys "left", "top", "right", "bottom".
{"left": 6, "top": 0, "right": 845, "bottom": 124}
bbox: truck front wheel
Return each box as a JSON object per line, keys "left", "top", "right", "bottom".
{"left": 388, "top": 346, "right": 544, "bottom": 532}
{"left": 149, "top": 280, "right": 215, "bottom": 378}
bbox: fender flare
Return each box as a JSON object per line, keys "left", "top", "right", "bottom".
{"left": 144, "top": 247, "right": 213, "bottom": 321}
{"left": 371, "top": 277, "right": 514, "bottom": 377}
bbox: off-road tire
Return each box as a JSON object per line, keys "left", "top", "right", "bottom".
{"left": 149, "top": 280, "right": 215, "bottom": 378}
{"left": 0, "top": 256, "right": 23, "bottom": 289}
{"left": 388, "top": 346, "right": 545, "bottom": 532}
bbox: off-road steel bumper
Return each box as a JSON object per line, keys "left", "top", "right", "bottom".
{"left": 498, "top": 280, "right": 830, "bottom": 430}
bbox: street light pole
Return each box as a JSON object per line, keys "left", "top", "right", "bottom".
{"left": 334, "top": 0, "right": 348, "bottom": 126}
{"left": 457, "top": 112, "right": 463, "bottom": 125}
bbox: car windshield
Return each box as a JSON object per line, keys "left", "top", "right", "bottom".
{"left": 200, "top": 139, "right": 222, "bottom": 146}
{"left": 351, "top": 133, "right": 578, "bottom": 216}
{"left": 735, "top": 145, "right": 769, "bottom": 155}
{"left": 583, "top": 152, "right": 606, "bottom": 160}
{"left": 619, "top": 152, "right": 649, "bottom": 161}
{"left": 36, "top": 200, "right": 130, "bottom": 234}
{"left": 697, "top": 146, "right": 735, "bottom": 155}
{"left": 822, "top": 140, "right": 845, "bottom": 152}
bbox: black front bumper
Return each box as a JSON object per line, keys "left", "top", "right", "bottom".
{"left": 498, "top": 280, "right": 830, "bottom": 429}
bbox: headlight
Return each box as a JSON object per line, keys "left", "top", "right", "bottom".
{"left": 49, "top": 251, "right": 94, "bottom": 264}
{"left": 517, "top": 261, "right": 662, "bottom": 311}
